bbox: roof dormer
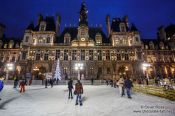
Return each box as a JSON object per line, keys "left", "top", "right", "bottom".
{"left": 39, "top": 21, "right": 46, "bottom": 31}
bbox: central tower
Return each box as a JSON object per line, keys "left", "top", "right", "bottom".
{"left": 77, "top": 2, "right": 89, "bottom": 41}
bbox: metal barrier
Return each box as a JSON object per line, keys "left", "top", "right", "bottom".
{"left": 133, "top": 84, "right": 175, "bottom": 101}
{"left": 4, "top": 80, "right": 106, "bottom": 85}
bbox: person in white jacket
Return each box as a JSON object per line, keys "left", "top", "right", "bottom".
{"left": 117, "top": 77, "right": 125, "bottom": 97}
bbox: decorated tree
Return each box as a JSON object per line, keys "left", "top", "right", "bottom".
{"left": 54, "top": 59, "right": 61, "bottom": 80}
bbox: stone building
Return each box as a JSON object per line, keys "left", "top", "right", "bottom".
{"left": 0, "top": 2, "right": 175, "bottom": 80}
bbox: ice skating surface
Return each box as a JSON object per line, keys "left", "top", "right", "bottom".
{"left": 0, "top": 85, "right": 175, "bottom": 116}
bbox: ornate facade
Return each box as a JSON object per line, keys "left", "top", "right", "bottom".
{"left": 0, "top": 2, "right": 175, "bottom": 80}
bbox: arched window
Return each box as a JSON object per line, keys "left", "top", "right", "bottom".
{"left": 38, "top": 37, "right": 43, "bottom": 43}
{"left": 159, "top": 42, "right": 164, "bottom": 49}
{"left": 64, "top": 33, "right": 71, "bottom": 44}
{"left": 46, "top": 37, "right": 50, "bottom": 43}
{"left": 149, "top": 41, "right": 154, "bottom": 49}
{"left": 95, "top": 33, "right": 102, "bottom": 44}
{"left": 9, "top": 40, "right": 14, "bottom": 48}
{"left": 119, "top": 23, "right": 126, "bottom": 32}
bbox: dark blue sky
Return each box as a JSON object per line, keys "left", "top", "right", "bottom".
{"left": 0, "top": 0, "right": 175, "bottom": 39}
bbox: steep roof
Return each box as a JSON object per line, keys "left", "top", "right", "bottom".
{"left": 56, "top": 27, "right": 110, "bottom": 44}
{"left": 26, "top": 16, "right": 56, "bottom": 31}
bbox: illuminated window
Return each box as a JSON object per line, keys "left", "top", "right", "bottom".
{"left": 56, "top": 50, "right": 60, "bottom": 60}
{"left": 106, "top": 50, "right": 110, "bottom": 60}
{"left": 38, "top": 37, "right": 43, "bottom": 43}
{"left": 89, "top": 50, "right": 93, "bottom": 60}
{"left": 36, "top": 54, "right": 40, "bottom": 60}
{"left": 64, "top": 50, "right": 68, "bottom": 60}
{"left": 46, "top": 37, "right": 50, "bottom": 43}
{"left": 72, "top": 50, "right": 77, "bottom": 60}
{"left": 81, "top": 50, "right": 85, "bottom": 60}
{"left": 97, "top": 50, "right": 102, "bottom": 60}
{"left": 44, "top": 54, "right": 48, "bottom": 60}
{"left": 22, "top": 52, "right": 27, "bottom": 60}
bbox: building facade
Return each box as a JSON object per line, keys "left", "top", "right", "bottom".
{"left": 0, "top": 2, "right": 175, "bottom": 80}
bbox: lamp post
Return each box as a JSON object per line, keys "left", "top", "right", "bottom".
{"left": 5, "top": 63, "right": 14, "bottom": 80}
{"left": 142, "top": 63, "right": 151, "bottom": 79}
{"left": 75, "top": 63, "right": 83, "bottom": 80}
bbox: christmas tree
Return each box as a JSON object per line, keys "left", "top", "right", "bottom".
{"left": 54, "top": 59, "right": 61, "bottom": 80}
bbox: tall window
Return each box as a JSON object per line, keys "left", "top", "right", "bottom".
{"left": 46, "top": 37, "right": 50, "bottom": 43}
{"left": 81, "top": 50, "right": 85, "bottom": 60}
{"left": 38, "top": 37, "right": 43, "bottom": 43}
{"left": 64, "top": 50, "right": 68, "bottom": 60}
{"left": 106, "top": 50, "right": 110, "bottom": 60}
{"left": 97, "top": 50, "right": 102, "bottom": 61}
{"left": 72, "top": 50, "right": 77, "bottom": 60}
{"left": 89, "top": 50, "right": 93, "bottom": 60}
{"left": 22, "top": 52, "right": 27, "bottom": 60}
{"left": 36, "top": 54, "right": 40, "bottom": 60}
{"left": 107, "top": 67, "right": 111, "bottom": 74}
{"left": 117, "top": 54, "right": 121, "bottom": 60}
{"left": 125, "top": 54, "right": 129, "bottom": 60}
{"left": 44, "top": 54, "right": 48, "bottom": 60}
{"left": 11, "top": 56, "right": 16, "bottom": 62}
{"left": 56, "top": 50, "right": 60, "bottom": 60}
{"left": 40, "top": 25, "right": 45, "bottom": 31}
{"left": 25, "top": 36, "right": 29, "bottom": 42}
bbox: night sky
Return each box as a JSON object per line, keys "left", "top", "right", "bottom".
{"left": 0, "top": 0, "right": 175, "bottom": 39}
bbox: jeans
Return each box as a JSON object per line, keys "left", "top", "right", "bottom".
{"left": 126, "top": 88, "right": 131, "bottom": 98}
{"left": 119, "top": 86, "right": 125, "bottom": 96}
{"left": 76, "top": 94, "right": 82, "bottom": 104}
{"left": 68, "top": 89, "right": 73, "bottom": 98}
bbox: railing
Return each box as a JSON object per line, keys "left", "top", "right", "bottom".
{"left": 133, "top": 84, "right": 175, "bottom": 101}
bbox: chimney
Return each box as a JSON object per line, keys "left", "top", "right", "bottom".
{"left": 37, "top": 14, "right": 43, "bottom": 25}
{"left": 56, "top": 14, "right": 61, "bottom": 36}
{"left": 106, "top": 15, "right": 111, "bottom": 38}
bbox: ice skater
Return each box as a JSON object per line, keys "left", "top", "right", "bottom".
{"left": 68, "top": 79, "right": 73, "bottom": 99}
{"left": 124, "top": 77, "right": 133, "bottom": 99}
{"left": 19, "top": 80, "right": 26, "bottom": 93}
{"left": 0, "top": 76, "right": 4, "bottom": 100}
{"left": 117, "top": 77, "right": 125, "bottom": 97}
{"left": 75, "top": 80, "right": 83, "bottom": 106}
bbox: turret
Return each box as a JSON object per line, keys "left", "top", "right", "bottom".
{"left": 106, "top": 15, "right": 111, "bottom": 37}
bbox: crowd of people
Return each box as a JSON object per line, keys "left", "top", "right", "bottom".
{"left": 105, "top": 76, "right": 133, "bottom": 99}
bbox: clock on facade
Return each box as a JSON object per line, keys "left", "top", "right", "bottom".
{"left": 81, "top": 38, "right": 85, "bottom": 41}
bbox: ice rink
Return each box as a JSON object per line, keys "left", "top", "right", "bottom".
{"left": 0, "top": 85, "right": 175, "bottom": 116}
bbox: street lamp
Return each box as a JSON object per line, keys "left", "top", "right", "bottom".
{"left": 142, "top": 63, "right": 151, "bottom": 78}
{"left": 5, "top": 63, "right": 14, "bottom": 80}
{"left": 75, "top": 63, "right": 83, "bottom": 80}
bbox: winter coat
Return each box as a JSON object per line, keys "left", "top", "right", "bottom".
{"left": 164, "top": 78, "right": 170, "bottom": 85}
{"left": 75, "top": 83, "right": 83, "bottom": 94}
{"left": 117, "top": 78, "right": 124, "bottom": 87}
{"left": 124, "top": 79, "right": 133, "bottom": 89}
{"left": 19, "top": 81, "right": 26, "bottom": 87}
{"left": 0, "top": 80, "right": 4, "bottom": 92}
{"left": 68, "top": 80, "right": 73, "bottom": 89}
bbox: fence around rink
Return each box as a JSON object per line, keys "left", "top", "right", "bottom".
{"left": 133, "top": 84, "right": 175, "bottom": 101}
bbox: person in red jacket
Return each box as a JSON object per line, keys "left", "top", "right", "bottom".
{"left": 19, "top": 80, "right": 26, "bottom": 93}
{"left": 75, "top": 80, "right": 83, "bottom": 106}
